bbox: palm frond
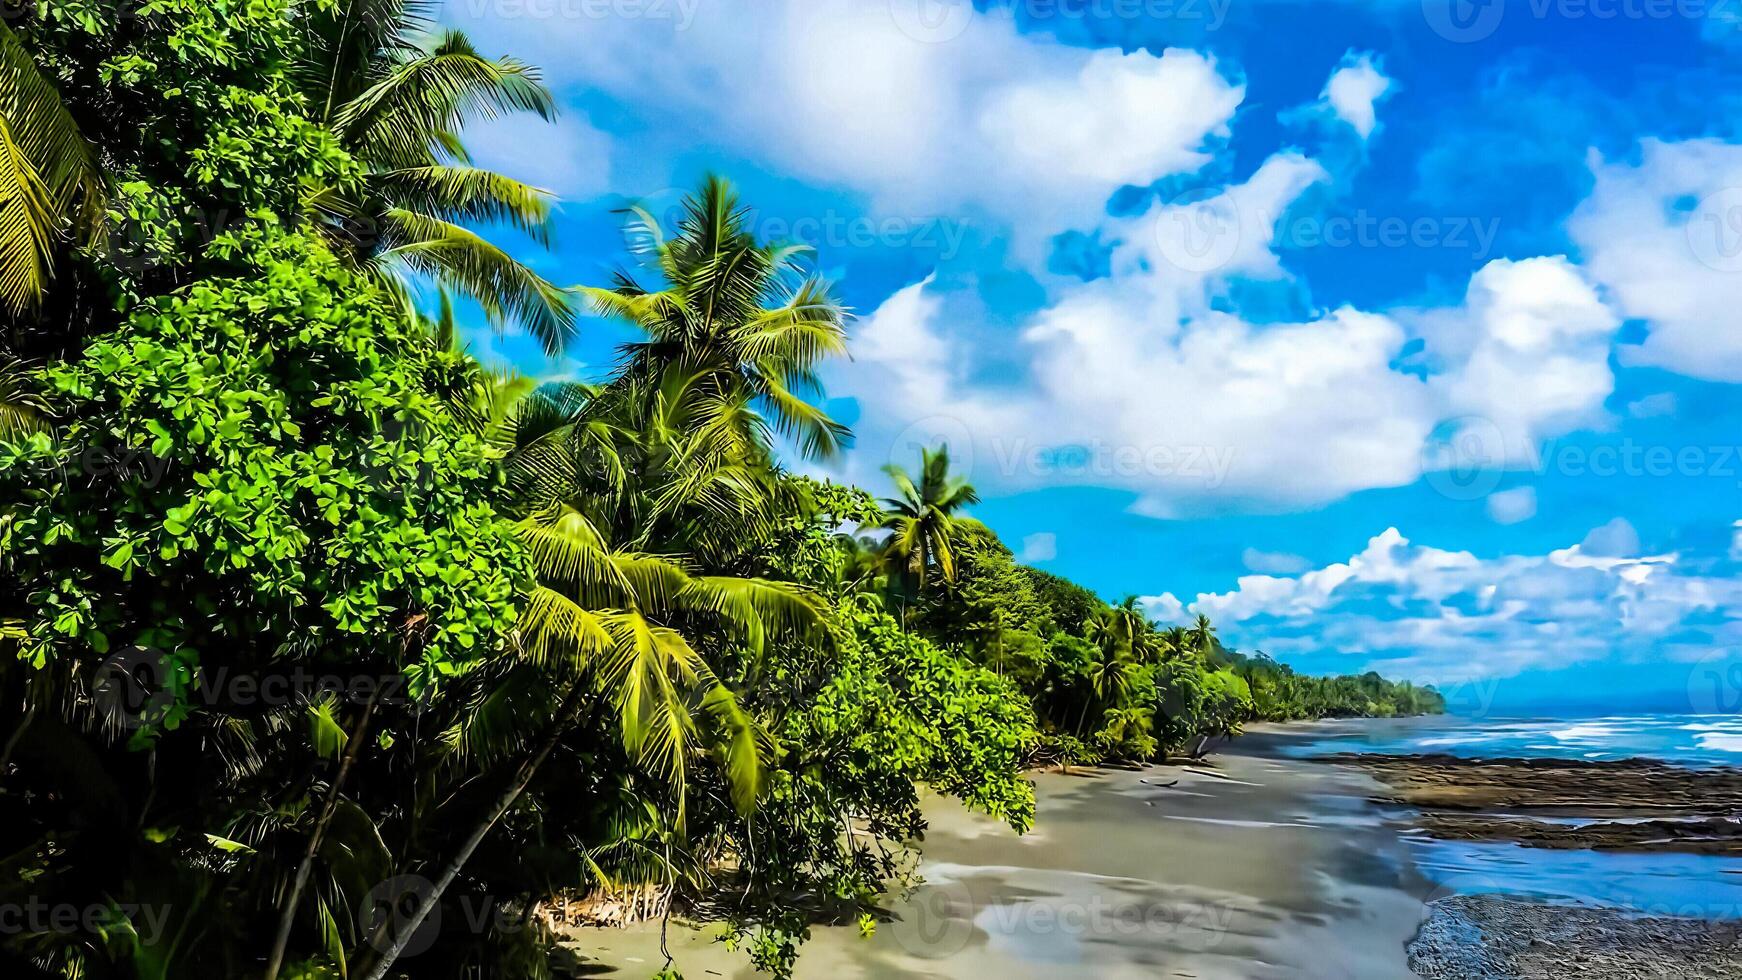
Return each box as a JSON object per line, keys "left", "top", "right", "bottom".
{"left": 373, "top": 165, "right": 553, "bottom": 243}
{"left": 378, "top": 208, "right": 575, "bottom": 355}
{"left": 0, "top": 21, "right": 104, "bottom": 311}
{"left": 0, "top": 356, "right": 49, "bottom": 439}
{"left": 697, "top": 683, "right": 772, "bottom": 816}
{"left": 333, "top": 30, "right": 553, "bottom": 169}
{"left": 519, "top": 585, "right": 614, "bottom": 673}
{"left": 677, "top": 576, "right": 827, "bottom": 656}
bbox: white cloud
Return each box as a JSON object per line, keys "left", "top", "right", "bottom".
{"left": 1017, "top": 532, "right": 1058, "bottom": 563}
{"left": 1579, "top": 517, "right": 1640, "bottom": 558}
{"left": 838, "top": 200, "right": 1620, "bottom": 513}
{"left": 1486, "top": 487, "right": 1537, "bottom": 525}
{"left": 1626, "top": 392, "right": 1679, "bottom": 419}
{"left": 450, "top": 1, "right": 1243, "bottom": 238}
{"left": 463, "top": 110, "right": 613, "bottom": 202}
{"left": 1180, "top": 523, "right": 1735, "bottom": 684}
{"left": 1406, "top": 256, "right": 1621, "bottom": 468}
{"left": 1570, "top": 139, "right": 1742, "bottom": 382}
{"left": 1243, "top": 547, "right": 1313, "bottom": 574}
{"left": 1320, "top": 52, "right": 1392, "bottom": 139}
{"left": 1138, "top": 592, "right": 1186, "bottom": 624}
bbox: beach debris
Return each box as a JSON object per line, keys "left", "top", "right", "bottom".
{"left": 1183, "top": 767, "right": 1234, "bottom": 781}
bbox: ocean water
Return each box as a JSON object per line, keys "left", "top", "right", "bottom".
{"left": 1267, "top": 713, "right": 1742, "bottom": 918}
{"left": 1271, "top": 712, "right": 1742, "bottom": 768}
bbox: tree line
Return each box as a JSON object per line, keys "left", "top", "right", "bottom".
{"left": 0, "top": 4, "right": 1441, "bottom": 978}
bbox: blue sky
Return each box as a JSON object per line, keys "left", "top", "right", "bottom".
{"left": 442, "top": 0, "right": 1742, "bottom": 713}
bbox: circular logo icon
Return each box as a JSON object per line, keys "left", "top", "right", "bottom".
{"left": 93, "top": 645, "right": 172, "bottom": 730}
{"left": 1421, "top": 0, "right": 1505, "bottom": 43}
{"left": 1687, "top": 649, "right": 1742, "bottom": 714}
{"left": 1422, "top": 416, "right": 1507, "bottom": 501}
{"left": 1685, "top": 188, "right": 1742, "bottom": 273}
{"left": 1152, "top": 188, "right": 1244, "bottom": 275}
{"left": 888, "top": 875, "right": 977, "bottom": 959}
{"left": 887, "top": 414, "right": 976, "bottom": 482}
{"left": 360, "top": 875, "right": 442, "bottom": 959}
{"left": 888, "top": 0, "right": 974, "bottom": 44}
{"left": 619, "top": 186, "right": 693, "bottom": 253}
{"left": 1417, "top": 871, "right": 1504, "bottom": 919}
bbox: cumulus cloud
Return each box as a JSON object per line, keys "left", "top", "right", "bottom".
{"left": 1570, "top": 139, "right": 1742, "bottom": 382}
{"left": 1243, "top": 547, "right": 1313, "bottom": 574}
{"left": 1017, "top": 532, "right": 1058, "bottom": 563}
{"left": 1626, "top": 392, "right": 1679, "bottom": 419}
{"left": 1163, "top": 523, "right": 1735, "bottom": 684}
{"left": 1320, "top": 52, "right": 1392, "bottom": 139}
{"left": 1580, "top": 517, "right": 1641, "bottom": 558}
{"left": 1486, "top": 487, "right": 1537, "bottom": 525}
{"left": 450, "top": 1, "right": 1243, "bottom": 238}
{"left": 463, "top": 110, "right": 613, "bottom": 202}
{"left": 837, "top": 180, "right": 1620, "bottom": 513}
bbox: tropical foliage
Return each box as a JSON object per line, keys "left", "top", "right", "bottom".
{"left": 0, "top": 6, "right": 1439, "bottom": 979}
{"left": 297, "top": 0, "right": 576, "bottom": 354}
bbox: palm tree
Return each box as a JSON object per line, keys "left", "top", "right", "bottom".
{"left": 1105, "top": 596, "right": 1161, "bottom": 664}
{"left": 878, "top": 445, "right": 980, "bottom": 613}
{"left": 0, "top": 20, "right": 104, "bottom": 313}
{"left": 1161, "top": 625, "right": 1190, "bottom": 660}
{"left": 297, "top": 1, "right": 575, "bottom": 353}
{"left": 351, "top": 395, "right": 830, "bottom": 980}
{"left": 1086, "top": 642, "right": 1135, "bottom": 707}
{"left": 1190, "top": 613, "right": 1217, "bottom": 657}
{"left": 580, "top": 176, "right": 851, "bottom": 459}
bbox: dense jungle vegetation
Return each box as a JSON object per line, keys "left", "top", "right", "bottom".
{"left": 0, "top": 4, "right": 1443, "bottom": 978}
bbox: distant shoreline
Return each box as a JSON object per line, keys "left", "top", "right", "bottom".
{"left": 566, "top": 718, "right": 1742, "bottom": 979}
{"left": 1255, "top": 717, "right": 1742, "bottom": 980}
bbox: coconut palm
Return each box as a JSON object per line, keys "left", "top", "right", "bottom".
{"left": 0, "top": 20, "right": 104, "bottom": 313}
{"left": 1102, "top": 596, "right": 1161, "bottom": 664}
{"left": 355, "top": 399, "right": 829, "bottom": 980}
{"left": 297, "top": 1, "right": 575, "bottom": 353}
{"left": 580, "top": 176, "right": 851, "bottom": 460}
{"left": 1190, "top": 613, "right": 1217, "bottom": 657}
{"left": 1085, "top": 641, "right": 1135, "bottom": 706}
{"left": 878, "top": 445, "right": 980, "bottom": 606}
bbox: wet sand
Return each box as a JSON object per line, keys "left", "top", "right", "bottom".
{"left": 565, "top": 732, "right": 1435, "bottom": 979}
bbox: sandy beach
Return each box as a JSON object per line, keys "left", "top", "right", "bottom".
{"left": 565, "top": 727, "right": 1435, "bottom": 979}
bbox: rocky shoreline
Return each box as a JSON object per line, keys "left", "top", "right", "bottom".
{"left": 1315, "top": 750, "right": 1742, "bottom": 978}
{"left": 1318, "top": 752, "right": 1742, "bottom": 853}
{"left": 1408, "top": 894, "right": 1742, "bottom": 980}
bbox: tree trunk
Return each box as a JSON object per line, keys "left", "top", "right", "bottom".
{"left": 355, "top": 687, "right": 587, "bottom": 980}
{"left": 263, "top": 688, "right": 380, "bottom": 980}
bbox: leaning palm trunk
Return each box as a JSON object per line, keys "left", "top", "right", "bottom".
{"left": 263, "top": 689, "right": 381, "bottom": 980}
{"left": 356, "top": 684, "right": 586, "bottom": 980}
